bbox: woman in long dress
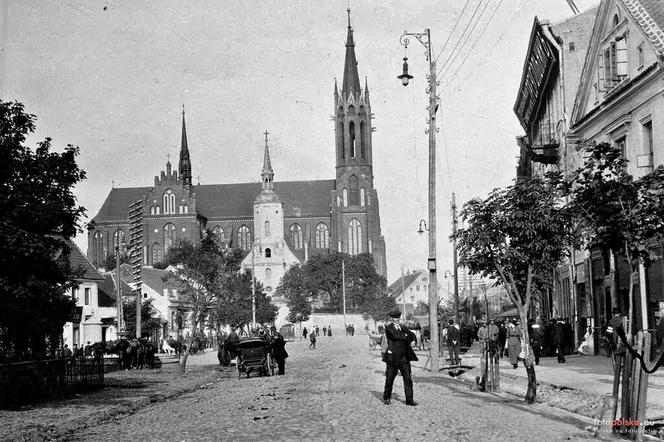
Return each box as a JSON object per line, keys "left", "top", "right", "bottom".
{"left": 507, "top": 321, "right": 522, "bottom": 369}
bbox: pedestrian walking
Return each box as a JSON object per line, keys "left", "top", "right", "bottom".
{"left": 507, "top": 320, "right": 522, "bottom": 368}
{"left": 498, "top": 322, "right": 507, "bottom": 358}
{"left": 271, "top": 332, "right": 289, "bottom": 375}
{"left": 446, "top": 319, "right": 460, "bottom": 365}
{"left": 309, "top": 331, "right": 317, "bottom": 349}
{"left": 323, "top": 326, "right": 327, "bottom": 336}
{"left": 63, "top": 344, "right": 73, "bottom": 358}
{"left": 303, "top": 327, "right": 308, "bottom": 339}
{"left": 327, "top": 325, "right": 332, "bottom": 337}
{"left": 382, "top": 309, "right": 418, "bottom": 406}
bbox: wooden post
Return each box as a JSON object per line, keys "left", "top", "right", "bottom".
{"left": 635, "top": 332, "right": 650, "bottom": 442}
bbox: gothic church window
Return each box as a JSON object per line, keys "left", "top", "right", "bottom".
{"left": 237, "top": 225, "right": 251, "bottom": 251}
{"left": 360, "top": 121, "right": 366, "bottom": 159}
{"left": 348, "top": 218, "right": 362, "bottom": 256}
{"left": 93, "top": 231, "right": 104, "bottom": 265}
{"left": 152, "top": 243, "right": 162, "bottom": 264}
{"left": 213, "top": 226, "right": 225, "bottom": 246}
{"left": 339, "top": 120, "right": 345, "bottom": 160}
{"left": 315, "top": 223, "right": 329, "bottom": 249}
{"left": 290, "top": 223, "right": 303, "bottom": 249}
{"left": 265, "top": 248, "right": 271, "bottom": 258}
{"left": 360, "top": 188, "right": 366, "bottom": 206}
{"left": 349, "top": 175, "right": 359, "bottom": 205}
{"left": 163, "top": 189, "right": 175, "bottom": 214}
{"left": 164, "top": 223, "right": 176, "bottom": 254}
{"left": 342, "top": 188, "right": 348, "bottom": 207}
{"left": 349, "top": 121, "right": 356, "bottom": 158}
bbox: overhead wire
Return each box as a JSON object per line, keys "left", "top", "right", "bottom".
{"left": 442, "top": 0, "right": 525, "bottom": 94}
{"left": 433, "top": 0, "right": 473, "bottom": 65}
{"left": 436, "top": 0, "right": 493, "bottom": 84}
{"left": 436, "top": 0, "right": 486, "bottom": 77}
{"left": 440, "top": 0, "right": 505, "bottom": 93}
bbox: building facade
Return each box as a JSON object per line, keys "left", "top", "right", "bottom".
{"left": 87, "top": 12, "right": 387, "bottom": 324}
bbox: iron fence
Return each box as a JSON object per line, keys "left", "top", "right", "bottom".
{"left": 0, "top": 356, "right": 104, "bottom": 408}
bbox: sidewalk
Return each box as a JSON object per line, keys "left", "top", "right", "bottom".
{"left": 413, "top": 345, "right": 664, "bottom": 422}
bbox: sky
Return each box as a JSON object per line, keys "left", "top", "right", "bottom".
{"left": 1, "top": 0, "right": 599, "bottom": 285}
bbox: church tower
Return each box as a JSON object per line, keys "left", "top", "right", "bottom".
{"left": 331, "top": 8, "right": 386, "bottom": 277}
{"left": 242, "top": 132, "right": 300, "bottom": 296}
{"left": 178, "top": 107, "right": 192, "bottom": 187}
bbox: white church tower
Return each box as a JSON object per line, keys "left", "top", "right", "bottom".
{"left": 242, "top": 132, "right": 300, "bottom": 325}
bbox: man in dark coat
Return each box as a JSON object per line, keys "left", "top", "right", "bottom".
{"left": 271, "top": 332, "right": 289, "bottom": 375}
{"left": 382, "top": 309, "right": 418, "bottom": 406}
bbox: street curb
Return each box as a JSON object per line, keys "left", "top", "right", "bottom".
{"left": 12, "top": 368, "right": 225, "bottom": 442}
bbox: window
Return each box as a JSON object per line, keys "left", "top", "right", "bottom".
{"left": 348, "top": 218, "right": 362, "bottom": 255}
{"left": 290, "top": 223, "right": 303, "bottom": 249}
{"left": 212, "top": 226, "right": 225, "bottom": 246}
{"left": 598, "top": 35, "right": 627, "bottom": 92}
{"left": 164, "top": 223, "right": 176, "bottom": 254}
{"left": 152, "top": 243, "right": 162, "bottom": 264}
{"left": 315, "top": 223, "right": 329, "bottom": 249}
{"left": 179, "top": 204, "right": 188, "bottom": 214}
{"left": 265, "top": 248, "right": 271, "bottom": 258}
{"left": 237, "top": 225, "right": 251, "bottom": 251}
{"left": 265, "top": 221, "right": 270, "bottom": 237}
{"left": 339, "top": 118, "right": 345, "bottom": 160}
{"left": 569, "top": 42, "right": 575, "bottom": 52}
{"left": 163, "top": 189, "right": 175, "bottom": 214}
{"left": 155, "top": 205, "right": 160, "bottom": 215}
{"left": 265, "top": 268, "right": 272, "bottom": 282}
{"left": 416, "top": 285, "right": 420, "bottom": 291}
{"left": 150, "top": 206, "right": 155, "bottom": 215}
{"left": 349, "top": 175, "right": 359, "bottom": 205}
{"left": 638, "top": 43, "right": 644, "bottom": 68}
{"left": 644, "top": 120, "right": 654, "bottom": 169}
{"left": 349, "top": 121, "right": 356, "bottom": 158}
{"left": 72, "top": 288, "right": 78, "bottom": 302}
{"left": 84, "top": 287, "right": 90, "bottom": 306}
{"left": 93, "top": 231, "right": 104, "bottom": 265}
{"left": 360, "top": 120, "right": 366, "bottom": 159}
{"left": 342, "top": 188, "right": 348, "bottom": 207}
{"left": 615, "top": 137, "right": 626, "bottom": 157}
{"left": 360, "top": 188, "right": 365, "bottom": 206}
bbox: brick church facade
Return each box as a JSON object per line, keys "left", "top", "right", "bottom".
{"left": 87, "top": 12, "right": 387, "bottom": 291}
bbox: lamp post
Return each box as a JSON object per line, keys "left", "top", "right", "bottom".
{"left": 251, "top": 241, "right": 259, "bottom": 331}
{"left": 403, "top": 29, "right": 439, "bottom": 372}
{"left": 115, "top": 238, "right": 125, "bottom": 336}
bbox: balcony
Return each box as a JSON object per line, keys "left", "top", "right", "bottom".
{"left": 530, "top": 122, "right": 559, "bottom": 165}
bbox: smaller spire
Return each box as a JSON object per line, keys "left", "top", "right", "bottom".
{"left": 334, "top": 77, "right": 339, "bottom": 96}
{"left": 262, "top": 130, "right": 273, "bottom": 174}
{"left": 364, "top": 76, "right": 369, "bottom": 93}
{"left": 346, "top": 8, "right": 354, "bottom": 47}
{"left": 259, "top": 130, "right": 276, "bottom": 199}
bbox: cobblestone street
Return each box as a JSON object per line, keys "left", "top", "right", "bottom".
{"left": 67, "top": 335, "right": 600, "bottom": 441}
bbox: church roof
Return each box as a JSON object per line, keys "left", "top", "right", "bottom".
{"left": 93, "top": 180, "right": 335, "bottom": 223}
{"left": 94, "top": 187, "right": 152, "bottom": 223}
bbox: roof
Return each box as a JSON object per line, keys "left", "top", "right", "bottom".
{"left": 97, "top": 273, "right": 133, "bottom": 302}
{"left": 388, "top": 270, "right": 425, "bottom": 298}
{"left": 622, "top": 0, "right": 664, "bottom": 56}
{"left": 342, "top": 10, "right": 361, "bottom": 95}
{"left": 65, "top": 238, "right": 103, "bottom": 281}
{"left": 141, "top": 266, "right": 186, "bottom": 293}
{"left": 93, "top": 187, "right": 152, "bottom": 223}
{"left": 93, "top": 180, "right": 335, "bottom": 223}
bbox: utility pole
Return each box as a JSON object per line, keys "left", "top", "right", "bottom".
{"left": 452, "top": 193, "right": 460, "bottom": 325}
{"left": 401, "top": 265, "right": 406, "bottom": 317}
{"left": 342, "top": 259, "right": 347, "bottom": 327}
{"left": 399, "top": 28, "right": 439, "bottom": 372}
{"left": 251, "top": 244, "right": 256, "bottom": 330}
{"left": 115, "top": 241, "right": 124, "bottom": 336}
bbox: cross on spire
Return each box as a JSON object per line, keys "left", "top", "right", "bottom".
{"left": 166, "top": 153, "right": 171, "bottom": 163}
{"left": 264, "top": 130, "right": 270, "bottom": 147}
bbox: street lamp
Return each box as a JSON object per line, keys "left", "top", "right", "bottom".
{"left": 401, "top": 29, "right": 440, "bottom": 372}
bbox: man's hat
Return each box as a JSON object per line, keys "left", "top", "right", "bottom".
{"left": 388, "top": 309, "right": 402, "bottom": 318}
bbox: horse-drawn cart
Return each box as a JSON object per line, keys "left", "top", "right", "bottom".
{"left": 231, "top": 338, "right": 274, "bottom": 379}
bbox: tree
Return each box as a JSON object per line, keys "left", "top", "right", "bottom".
{"left": 567, "top": 143, "right": 664, "bottom": 337}
{"left": 452, "top": 175, "right": 572, "bottom": 403}
{"left": 211, "top": 270, "right": 278, "bottom": 331}
{"left": 123, "top": 298, "right": 162, "bottom": 339}
{"left": 104, "top": 251, "right": 129, "bottom": 271}
{"left": 0, "top": 100, "right": 86, "bottom": 362}
{"left": 567, "top": 142, "right": 664, "bottom": 423}
{"left": 276, "top": 253, "right": 390, "bottom": 322}
{"left": 164, "top": 231, "right": 230, "bottom": 374}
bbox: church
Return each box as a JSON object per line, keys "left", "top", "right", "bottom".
{"left": 87, "top": 11, "right": 387, "bottom": 302}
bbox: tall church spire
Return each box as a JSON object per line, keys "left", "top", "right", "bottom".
{"left": 342, "top": 8, "right": 361, "bottom": 96}
{"left": 178, "top": 105, "right": 192, "bottom": 186}
{"left": 260, "top": 130, "right": 275, "bottom": 195}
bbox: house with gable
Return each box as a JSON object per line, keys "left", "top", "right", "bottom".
{"left": 387, "top": 270, "right": 429, "bottom": 317}
{"left": 566, "top": 0, "right": 664, "bottom": 342}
